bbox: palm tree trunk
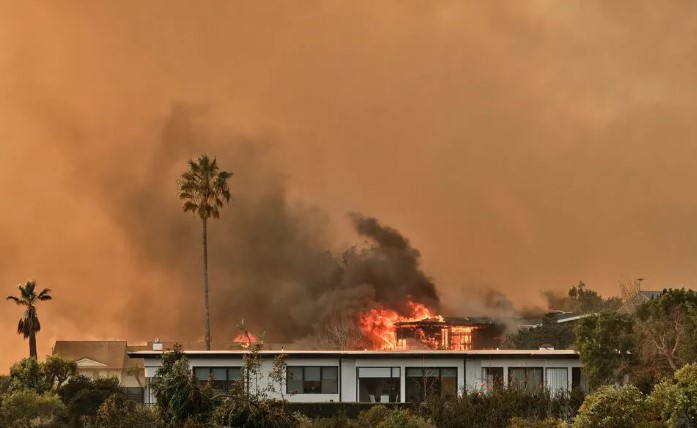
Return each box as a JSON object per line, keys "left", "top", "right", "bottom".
{"left": 29, "top": 332, "right": 37, "bottom": 359}
{"left": 203, "top": 217, "right": 211, "bottom": 350}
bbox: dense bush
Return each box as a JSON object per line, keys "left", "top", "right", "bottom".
{"left": 151, "top": 346, "right": 214, "bottom": 426}
{"left": 419, "top": 388, "right": 582, "bottom": 428}
{"left": 8, "top": 358, "right": 52, "bottom": 394}
{"left": 58, "top": 375, "right": 124, "bottom": 427}
{"left": 211, "top": 396, "right": 296, "bottom": 428}
{"left": 508, "top": 417, "right": 566, "bottom": 428}
{"left": 0, "top": 389, "right": 66, "bottom": 428}
{"left": 287, "top": 402, "right": 410, "bottom": 419}
{"left": 572, "top": 385, "right": 647, "bottom": 428}
{"left": 645, "top": 363, "right": 697, "bottom": 428}
{"left": 90, "top": 394, "right": 162, "bottom": 428}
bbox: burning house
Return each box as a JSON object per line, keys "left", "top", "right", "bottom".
{"left": 357, "top": 300, "right": 505, "bottom": 351}
{"left": 394, "top": 317, "right": 504, "bottom": 351}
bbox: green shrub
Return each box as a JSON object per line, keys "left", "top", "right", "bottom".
{"left": 572, "top": 385, "right": 647, "bottom": 428}
{"left": 8, "top": 358, "right": 51, "bottom": 394}
{"left": 376, "top": 408, "right": 434, "bottom": 428}
{"left": 356, "top": 405, "right": 391, "bottom": 427}
{"left": 420, "top": 387, "right": 579, "bottom": 428}
{"left": 645, "top": 363, "right": 697, "bottom": 428}
{"left": 286, "top": 402, "right": 409, "bottom": 419}
{"left": 508, "top": 417, "right": 566, "bottom": 428}
{"left": 93, "top": 394, "right": 162, "bottom": 428}
{"left": 58, "top": 375, "right": 124, "bottom": 427}
{"left": 0, "top": 389, "right": 66, "bottom": 428}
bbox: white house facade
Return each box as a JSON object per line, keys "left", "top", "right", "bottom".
{"left": 129, "top": 349, "right": 584, "bottom": 405}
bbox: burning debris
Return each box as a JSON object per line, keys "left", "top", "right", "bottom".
{"left": 357, "top": 300, "right": 504, "bottom": 351}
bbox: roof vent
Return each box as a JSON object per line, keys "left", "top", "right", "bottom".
{"left": 153, "top": 338, "right": 163, "bottom": 351}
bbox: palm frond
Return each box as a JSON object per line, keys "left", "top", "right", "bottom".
{"left": 37, "top": 288, "right": 51, "bottom": 300}
{"left": 6, "top": 296, "right": 23, "bottom": 305}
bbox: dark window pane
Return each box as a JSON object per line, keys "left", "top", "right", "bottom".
{"left": 194, "top": 368, "right": 210, "bottom": 381}
{"left": 406, "top": 368, "right": 424, "bottom": 377}
{"left": 441, "top": 370, "right": 457, "bottom": 399}
{"left": 305, "top": 367, "right": 321, "bottom": 381}
{"left": 287, "top": 367, "right": 303, "bottom": 394}
{"left": 483, "top": 367, "right": 504, "bottom": 390}
{"left": 228, "top": 368, "right": 242, "bottom": 381}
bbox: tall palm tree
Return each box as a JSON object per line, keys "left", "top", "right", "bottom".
{"left": 6, "top": 280, "right": 52, "bottom": 359}
{"left": 178, "top": 154, "right": 232, "bottom": 350}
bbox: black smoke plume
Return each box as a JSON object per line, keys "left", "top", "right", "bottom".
{"left": 81, "top": 105, "right": 440, "bottom": 345}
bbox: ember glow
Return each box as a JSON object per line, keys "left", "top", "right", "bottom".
{"left": 358, "top": 300, "right": 443, "bottom": 350}
{"left": 233, "top": 332, "right": 258, "bottom": 348}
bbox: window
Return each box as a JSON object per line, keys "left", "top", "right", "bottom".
{"left": 482, "top": 367, "right": 504, "bottom": 391}
{"left": 358, "top": 367, "right": 400, "bottom": 403}
{"left": 286, "top": 366, "right": 338, "bottom": 394}
{"left": 545, "top": 368, "right": 568, "bottom": 395}
{"left": 194, "top": 367, "right": 242, "bottom": 394}
{"left": 405, "top": 367, "right": 457, "bottom": 402}
{"left": 572, "top": 367, "right": 588, "bottom": 392}
{"left": 508, "top": 367, "right": 543, "bottom": 392}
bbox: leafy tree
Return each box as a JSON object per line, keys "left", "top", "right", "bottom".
{"left": 8, "top": 358, "right": 51, "bottom": 394}
{"left": 506, "top": 314, "right": 576, "bottom": 350}
{"left": 0, "top": 389, "right": 66, "bottom": 428}
{"left": 178, "top": 154, "right": 232, "bottom": 350}
{"left": 150, "top": 345, "right": 213, "bottom": 426}
{"left": 547, "top": 281, "right": 621, "bottom": 314}
{"left": 574, "top": 311, "right": 635, "bottom": 388}
{"left": 6, "top": 280, "right": 52, "bottom": 359}
{"left": 646, "top": 363, "right": 697, "bottom": 428}
{"left": 58, "top": 375, "right": 124, "bottom": 427}
{"left": 572, "top": 385, "right": 648, "bottom": 428}
{"left": 0, "top": 375, "right": 9, "bottom": 395}
{"left": 57, "top": 374, "right": 93, "bottom": 405}
{"left": 634, "top": 289, "right": 697, "bottom": 376}
{"left": 43, "top": 354, "right": 77, "bottom": 390}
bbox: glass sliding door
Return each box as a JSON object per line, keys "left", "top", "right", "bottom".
{"left": 405, "top": 367, "right": 458, "bottom": 402}
{"left": 357, "top": 367, "right": 400, "bottom": 403}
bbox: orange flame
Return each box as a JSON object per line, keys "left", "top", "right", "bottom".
{"left": 358, "top": 300, "right": 443, "bottom": 349}
{"left": 233, "top": 332, "right": 258, "bottom": 348}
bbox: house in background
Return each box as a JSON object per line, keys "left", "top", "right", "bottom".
{"left": 619, "top": 290, "right": 664, "bottom": 314}
{"left": 52, "top": 340, "right": 146, "bottom": 401}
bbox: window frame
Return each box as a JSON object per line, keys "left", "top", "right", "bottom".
{"left": 285, "top": 366, "right": 339, "bottom": 394}
{"left": 193, "top": 366, "right": 243, "bottom": 394}
{"left": 405, "top": 367, "right": 458, "bottom": 402}
{"left": 508, "top": 367, "right": 544, "bottom": 392}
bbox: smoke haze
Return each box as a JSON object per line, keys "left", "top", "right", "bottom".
{"left": 2, "top": 1, "right": 697, "bottom": 368}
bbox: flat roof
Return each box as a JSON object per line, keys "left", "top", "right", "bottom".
{"left": 129, "top": 349, "right": 578, "bottom": 360}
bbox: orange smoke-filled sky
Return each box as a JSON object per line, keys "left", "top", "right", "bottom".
{"left": 2, "top": 1, "right": 697, "bottom": 369}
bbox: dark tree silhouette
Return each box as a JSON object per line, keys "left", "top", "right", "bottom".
{"left": 178, "top": 154, "right": 232, "bottom": 350}
{"left": 6, "top": 280, "right": 52, "bottom": 358}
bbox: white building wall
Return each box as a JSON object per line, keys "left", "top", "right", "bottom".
{"left": 140, "top": 353, "right": 581, "bottom": 404}
{"left": 465, "top": 357, "right": 581, "bottom": 392}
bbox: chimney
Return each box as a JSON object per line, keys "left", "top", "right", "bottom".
{"left": 152, "top": 338, "right": 163, "bottom": 351}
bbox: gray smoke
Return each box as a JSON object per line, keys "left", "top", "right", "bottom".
{"left": 87, "top": 105, "right": 440, "bottom": 344}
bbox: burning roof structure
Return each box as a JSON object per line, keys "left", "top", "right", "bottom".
{"left": 357, "top": 300, "right": 505, "bottom": 351}
{"left": 394, "top": 317, "right": 504, "bottom": 351}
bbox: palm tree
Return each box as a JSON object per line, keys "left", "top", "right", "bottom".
{"left": 6, "top": 280, "right": 52, "bottom": 358}
{"left": 178, "top": 154, "right": 232, "bottom": 350}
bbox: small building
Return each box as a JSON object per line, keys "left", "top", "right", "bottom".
{"left": 619, "top": 290, "right": 664, "bottom": 314}
{"left": 129, "top": 348, "right": 585, "bottom": 405}
{"left": 52, "top": 340, "right": 146, "bottom": 402}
